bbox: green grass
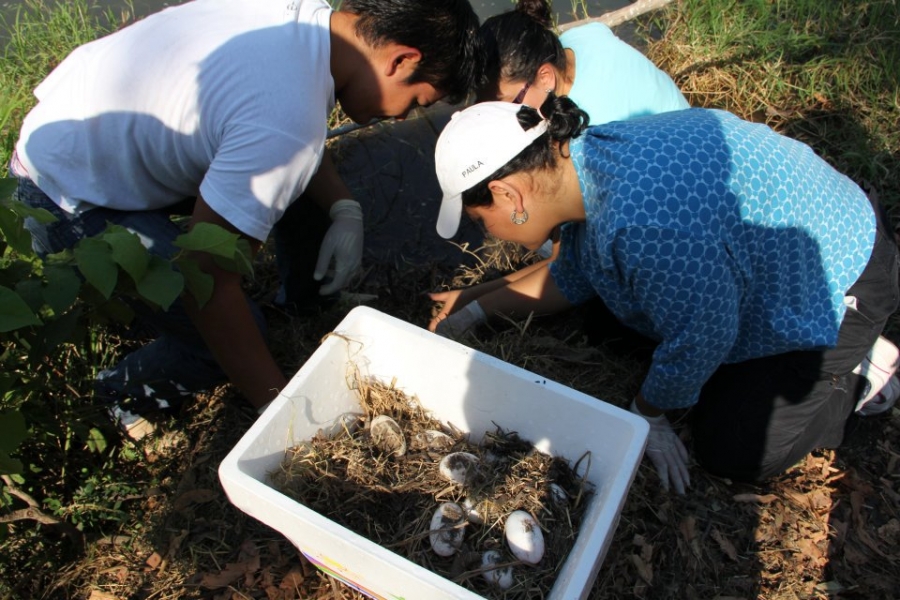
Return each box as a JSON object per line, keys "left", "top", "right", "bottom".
{"left": 644, "top": 0, "right": 900, "bottom": 212}
{"left": 0, "top": 0, "right": 129, "bottom": 176}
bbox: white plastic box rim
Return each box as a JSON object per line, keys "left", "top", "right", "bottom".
{"left": 220, "top": 306, "right": 648, "bottom": 600}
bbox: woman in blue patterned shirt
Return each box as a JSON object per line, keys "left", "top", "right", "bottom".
{"left": 430, "top": 97, "right": 899, "bottom": 491}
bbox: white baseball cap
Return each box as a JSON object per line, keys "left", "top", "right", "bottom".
{"left": 434, "top": 102, "right": 548, "bottom": 238}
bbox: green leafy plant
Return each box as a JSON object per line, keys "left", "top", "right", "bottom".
{"left": 0, "top": 176, "right": 251, "bottom": 542}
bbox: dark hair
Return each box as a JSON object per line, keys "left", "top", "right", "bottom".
{"left": 343, "top": 0, "right": 482, "bottom": 104}
{"left": 477, "top": 0, "right": 565, "bottom": 100}
{"left": 462, "top": 93, "right": 589, "bottom": 208}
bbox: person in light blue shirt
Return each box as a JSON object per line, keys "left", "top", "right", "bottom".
{"left": 429, "top": 98, "right": 899, "bottom": 492}
{"left": 468, "top": 0, "right": 690, "bottom": 260}
{"left": 560, "top": 22, "right": 691, "bottom": 123}
{"left": 476, "top": 0, "right": 689, "bottom": 121}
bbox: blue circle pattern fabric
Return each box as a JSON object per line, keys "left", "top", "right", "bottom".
{"left": 551, "top": 108, "right": 875, "bottom": 410}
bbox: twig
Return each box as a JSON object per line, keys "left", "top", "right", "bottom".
{"left": 559, "top": 0, "right": 676, "bottom": 31}
{"left": 1, "top": 475, "right": 84, "bottom": 546}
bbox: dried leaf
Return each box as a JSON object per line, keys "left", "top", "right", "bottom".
{"left": 856, "top": 526, "right": 889, "bottom": 558}
{"left": 783, "top": 490, "right": 809, "bottom": 510}
{"left": 167, "top": 529, "right": 189, "bottom": 558}
{"left": 88, "top": 592, "right": 120, "bottom": 600}
{"left": 145, "top": 552, "right": 163, "bottom": 570}
{"left": 796, "top": 538, "right": 826, "bottom": 567}
{"left": 279, "top": 566, "right": 306, "bottom": 590}
{"left": 630, "top": 553, "right": 653, "bottom": 584}
{"left": 680, "top": 515, "right": 697, "bottom": 542}
{"left": 680, "top": 515, "right": 702, "bottom": 559}
{"left": 877, "top": 518, "right": 900, "bottom": 545}
{"left": 265, "top": 585, "right": 286, "bottom": 600}
{"left": 711, "top": 528, "right": 738, "bottom": 561}
{"left": 733, "top": 493, "right": 778, "bottom": 504}
{"left": 200, "top": 561, "right": 253, "bottom": 589}
{"left": 808, "top": 490, "right": 832, "bottom": 513}
{"left": 173, "top": 488, "right": 219, "bottom": 512}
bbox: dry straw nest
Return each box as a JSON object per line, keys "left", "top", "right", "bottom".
{"left": 270, "top": 369, "right": 595, "bottom": 598}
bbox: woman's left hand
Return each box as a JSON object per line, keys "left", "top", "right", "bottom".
{"left": 432, "top": 300, "right": 487, "bottom": 338}
{"left": 428, "top": 289, "right": 466, "bottom": 331}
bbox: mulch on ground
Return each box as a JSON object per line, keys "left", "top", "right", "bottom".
{"left": 51, "top": 243, "right": 900, "bottom": 600}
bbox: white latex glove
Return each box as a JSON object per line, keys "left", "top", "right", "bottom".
{"left": 630, "top": 399, "right": 691, "bottom": 494}
{"left": 435, "top": 301, "right": 487, "bottom": 339}
{"left": 314, "top": 199, "right": 363, "bottom": 295}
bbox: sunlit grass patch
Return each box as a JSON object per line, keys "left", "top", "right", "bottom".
{"left": 644, "top": 0, "right": 900, "bottom": 211}
{"left": 0, "top": 0, "right": 131, "bottom": 175}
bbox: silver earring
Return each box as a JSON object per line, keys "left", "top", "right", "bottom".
{"left": 545, "top": 89, "right": 553, "bottom": 94}
{"left": 511, "top": 209, "right": 528, "bottom": 225}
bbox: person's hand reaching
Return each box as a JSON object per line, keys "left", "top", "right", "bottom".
{"left": 630, "top": 399, "right": 691, "bottom": 494}
{"left": 428, "top": 289, "right": 465, "bottom": 332}
{"left": 314, "top": 199, "right": 363, "bottom": 295}
{"left": 432, "top": 300, "right": 487, "bottom": 339}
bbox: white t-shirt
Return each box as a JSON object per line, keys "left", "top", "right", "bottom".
{"left": 16, "top": 0, "right": 335, "bottom": 241}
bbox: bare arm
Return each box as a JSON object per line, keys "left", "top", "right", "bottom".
{"left": 305, "top": 150, "right": 353, "bottom": 211}
{"left": 478, "top": 262, "right": 572, "bottom": 318}
{"left": 429, "top": 259, "right": 572, "bottom": 331}
{"left": 184, "top": 197, "right": 287, "bottom": 409}
{"left": 429, "top": 239, "right": 563, "bottom": 330}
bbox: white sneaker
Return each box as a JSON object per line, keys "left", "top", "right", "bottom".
{"left": 108, "top": 404, "right": 156, "bottom": 441}
{"left": 856, "top": 375, "right": 900, "bottom": 416}
{"left": 853, "top": 336, "right": 900, "bottom": 416}
{"left": 866, "top": 335, "right": 900, "bottom": 373}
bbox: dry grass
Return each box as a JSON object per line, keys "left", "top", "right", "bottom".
{"left": 269, "top": 373, "right": 591, "bottom": 599}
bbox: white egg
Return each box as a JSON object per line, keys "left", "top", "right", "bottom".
{"left": 414, "top": 429, "right": 455, "bottom": 451}
{"left": 504, "top": 510, "right": 545, "bottom": 565}
{"left": 481, "top": 550, "right": 514, "bottom": 590}
{"left": 369, "top": 415, "right": 407, "bottom": 456}
{"left": 438, "top": 452, "right": 480, "bottom": 486}
{"left": 429, "top": 502, "right": 467, "bottom": 557}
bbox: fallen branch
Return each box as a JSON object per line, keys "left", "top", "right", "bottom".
{"left": 1, "top": 474, "right": 84, "bottom": 546}
{"left": 559, "top": 0, "right": 676, "bottom": 31}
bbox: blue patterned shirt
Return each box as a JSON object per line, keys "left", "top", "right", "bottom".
{"left": 550, "top": 109, "right": 875, "bottom": 410}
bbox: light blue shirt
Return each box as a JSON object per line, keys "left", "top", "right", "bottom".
{"left": 550, "top": 108, "right": 875, "bottom": 410}
{"left": 561, "top": 23, "right": 690, "bottom": 125}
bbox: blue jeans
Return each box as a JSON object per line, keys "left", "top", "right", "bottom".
{"left": 15, "top": 177, "right": 265, "bottom": 411}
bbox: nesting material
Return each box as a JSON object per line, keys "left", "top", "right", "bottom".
{"left": 271, "top": 372, "right": 594, "bottom": 599}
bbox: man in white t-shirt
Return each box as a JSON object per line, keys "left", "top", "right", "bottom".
{"left": 12, "top": 0, "right": 482, "bottom": 437}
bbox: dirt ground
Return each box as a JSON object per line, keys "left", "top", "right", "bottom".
{"left": 52, "top": 242, "right": 900, "bottom": 600}
{"left": 34, "top": 92, "right": 900, "bottom": 600}
{"left": 65, "top": 314, "right": 899, "bottom": 600}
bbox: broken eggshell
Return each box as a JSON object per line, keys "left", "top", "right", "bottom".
{"left": 328, "top": 412, "right": 364, "bottom": 438}
{"left": 547, "top": 482, "right": 568, "bottom": 506}
{"left": 429, "top": 502, "right": 467, "bottom": 557}
{"left": 462, "top": 496, "right": 502, "bottom": 526}
{"left": 369, "top": 415, "right": 407, "bottom": 456}
{"left": 481, "top": 549, "right": 514, "bottom": 590}
{"left": 504, "top": 510, "right": 545, "bottom": 565}
{"left": 414, "top": 429, "right": 455, "bottom": 452}
{"left": 438, "top": 452, "right": 480, "bottom": 486}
